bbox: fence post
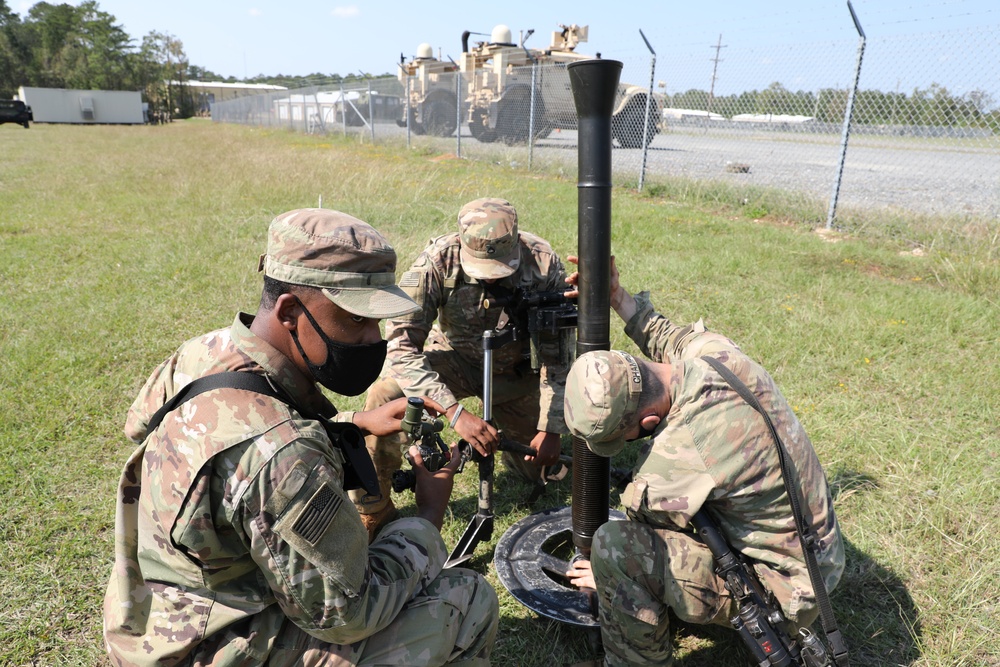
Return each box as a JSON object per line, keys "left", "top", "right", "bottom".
{"left": 340, "top": 84, "right": 347, "bottom": 136}
{"left": 827, "top": 0, "right": 866, "bottom": 229}
{"left": 456, "top": 68, "right": 463, "bottom": 158}
{"left": 367, "top": 78, "right": 375, "bottom": 143}
{"left": 639, "top": 29, "right": 657, "bottom": 192}
{"left": 529, "top": 61, "right": 538, "bottom": 170}
{"left": 311, "top": 90, "right": 325, "bottom": 134}
{"left": 406, "top": 74, "right": 412, "bottom": 149}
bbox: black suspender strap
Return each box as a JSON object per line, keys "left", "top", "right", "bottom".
{"left": 700, "top": 355, "right": 849, "bottom": 667}
{"left": 142, "top": 371, "right": 380, "bottom": 499}
{"left": 145, "top": 372, "right": 282, "bottom": 435}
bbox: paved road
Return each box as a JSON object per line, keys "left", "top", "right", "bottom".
{"left": 377, "top": 122, "right": 1000, "bottom": 220}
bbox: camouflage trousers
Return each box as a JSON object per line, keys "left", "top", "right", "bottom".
{"left": 266, "top": 567, "right": 499, "bottom": 666}
{"left": 590, "top": 520, "right": 736, "bottom": 667}
{"left": 351, "top": 340, "right": 547, "bottom": 514}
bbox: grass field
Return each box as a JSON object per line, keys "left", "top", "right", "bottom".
{"left": 0, "top": 119, "right": 997, "bottom": 666}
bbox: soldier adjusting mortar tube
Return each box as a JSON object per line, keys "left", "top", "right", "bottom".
{"left": 568, "top": 58, "right": 622, "bottom": 556}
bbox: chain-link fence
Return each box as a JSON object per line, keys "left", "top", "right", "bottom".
{"left": 211, "top": 23, "right": 1000, "bottom": 223}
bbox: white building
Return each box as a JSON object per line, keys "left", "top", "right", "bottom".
{"left": 17, "top": 87, "right": 144, "bottom": 124}
{"left": 731, "top": 114, "right": 815, "bottom": 124}
{"left": 662, "top": 108, "right": 725, "bottom": 122}
{"left": 175, "top": 81, "right": 288, "bottom": 115}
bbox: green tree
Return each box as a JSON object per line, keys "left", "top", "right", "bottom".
{"left": 66, "top": 1, "right": 133, "bottom": 90}
{"left": 0, "top": 0, "right": 25, "bottom": 96}
{"left": 22, "top": 2, "right": 78, "bottom": 86}
{"left": 140, "top": 30, "right": 193, "bottom": 118}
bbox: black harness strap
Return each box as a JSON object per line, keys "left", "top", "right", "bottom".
{"left": 143, "top": 371, "right": 379, "bottom": 498}
{"left": 700, "top": 355, "right": 849, "bottom": 667}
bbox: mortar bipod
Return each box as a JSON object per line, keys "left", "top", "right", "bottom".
{"left": 444, "top": 328, "right": 506, "bottom": 568}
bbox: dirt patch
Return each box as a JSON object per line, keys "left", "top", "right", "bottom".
{"left": 814, "top": 227, "right": 844, "bottom": 243}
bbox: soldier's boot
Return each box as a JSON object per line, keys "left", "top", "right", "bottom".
{"left": 358, "top": 498, "right": 400, "bottom": 543}
{"left": 350, "top": 377, "right": 407, "bottom": 542}
{"left": 352, "top": 454, "right": 402, "bottom": 542}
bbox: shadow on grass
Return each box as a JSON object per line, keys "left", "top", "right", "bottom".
{"left": 666, "top": 534, "right": 922, "bottom": 665}
{"left": 485, "top": 466, "right": 921, "bottom": 666}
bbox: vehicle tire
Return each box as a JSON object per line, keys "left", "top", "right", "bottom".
{"left": 422, "top": 92, "right": 458, "bottom": 137}
{"left": 497, "top": 90, "right": 530, "bottom": 145}
{"left": 612, "top": 96, "right": 657, "bottom": 149}
{"left": 346, "top": 106, "right": 365, "bottom": 127}
{"left": 469, "top": 107, "right": 497, "bottom": 143}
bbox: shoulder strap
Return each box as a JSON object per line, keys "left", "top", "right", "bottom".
{"left": 142, "top": 371, "right": 379, "bottom": 499}
{"left": 145, "top": 372, "right": 281, "bottom": 435}
{"left": 700, "top": 355, "right": 849, "bottom": 667}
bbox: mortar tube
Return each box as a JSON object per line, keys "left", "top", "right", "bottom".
{"left": 568, "top": 58, "right": 622, "bottom": 555}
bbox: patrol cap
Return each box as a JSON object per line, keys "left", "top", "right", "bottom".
{"left": 457, "top": 197, "right": 520, "bottom": 279}
{"left": 564, "top": 350, "right": 643, "bottom": 457}
{"left": 258, "top": 208, "right": 419, "bottom": 319}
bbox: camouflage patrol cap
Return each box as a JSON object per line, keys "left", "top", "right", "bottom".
{"left": 258, "top": 208, "right": 419, "bottom": 319}
{"left": 457, "top": 197, "right": 520, "bottom": 279}
{"left": 564, "top": 350, "right": 643, "bottom": 457}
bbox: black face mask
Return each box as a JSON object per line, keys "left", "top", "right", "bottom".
{"left": 626, "top": 423, "right": 658, "bottom": 443}
{"left": 289, "top": 299, "right": 387, "bottom": 396}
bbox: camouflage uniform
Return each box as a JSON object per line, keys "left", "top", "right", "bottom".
{"left": 353, "top": 199, "right": 568, "bottom": 515}
{"left": 565, "top": 292, "right": 844, "bottom": 667}
{"left": 104, "top": 209, "right": 498, "bottom": 666}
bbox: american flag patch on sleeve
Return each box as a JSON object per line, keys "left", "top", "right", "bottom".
{"left": 292, "top": 483, "right": 342, "bottom": 544}
{"left": 399, "top": 271, "right": 422, "bottom": 288}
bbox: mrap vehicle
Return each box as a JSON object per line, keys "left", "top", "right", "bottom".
{"left": 398, "top": 23, "right": 663, "bottom": 147}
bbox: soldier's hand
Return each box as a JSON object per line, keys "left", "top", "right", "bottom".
{"left": 527, "top": 431, "right": 561, "bottom": 466}
{"left": 355, "top": 396, "right": 444, "bottom": 437}
{"left": 564, "top": 254, "right": 622, "bottom": 301}
{"left": 410, "top": 442, "right": 461, "bottom": 530}
{"left": 566, "top": 559, "right": 596, "bottom": 590}
{"left": 565, "top": 254, "right": 635, "bottom": 320}
{"left": 450, "top": 407, "right": 499, "bottom": 457}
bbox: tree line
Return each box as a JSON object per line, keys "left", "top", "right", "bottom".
{"left": 3, "top": 1, "right": 996, "bottom": 132}
{"left": 0, "top": 0, "right": 389, "bottom": 119}
{"left": 668, "top": 81, "right": 1000, "bottom": 132}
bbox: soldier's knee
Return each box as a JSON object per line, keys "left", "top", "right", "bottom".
{"left": 592, "top": 520, "right": 628, "bottom": 568}
{"left": 363, "top": 377, "right": 404, "bottom": 411}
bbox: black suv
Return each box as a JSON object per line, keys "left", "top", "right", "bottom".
{"left": 0, "top": 99, "right": 33, "bottom": 128}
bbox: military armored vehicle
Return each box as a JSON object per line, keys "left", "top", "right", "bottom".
{"left": 459, "top": 24, "right": 662, "bottom": 147}
{"left": 0, "top": 99, "right": 33, "bottom": 128}
{"left": 395, "top": 43, "right": 461, "bottom": 137}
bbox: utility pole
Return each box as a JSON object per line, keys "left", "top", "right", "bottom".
{"left": 707, "top": 34, "right": 726, "bottom": 117}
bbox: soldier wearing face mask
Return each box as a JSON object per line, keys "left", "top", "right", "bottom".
{"left": 104, "top": 209, "right": 498, "bottom": 666}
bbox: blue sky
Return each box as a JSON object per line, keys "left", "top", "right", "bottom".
{"left": 16, "top": 1, "right": 999, "bottom": 97}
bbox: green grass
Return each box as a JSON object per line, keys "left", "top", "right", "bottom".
{"left": 1, "top": 120, "right": 997, "bottom": 666}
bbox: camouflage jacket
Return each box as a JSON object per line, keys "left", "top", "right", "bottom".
{"left": 385, "top": 231, "right": 568, "bottom": 433}
{"left": 104, "top": 313, "right": 448, "bottom": 665}
{"left": 620, "top": 292, "right": 844, "bottom": 623}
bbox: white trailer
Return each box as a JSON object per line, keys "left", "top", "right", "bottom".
{"left": 17, "top": 87, "right": 144, "bottom": 124}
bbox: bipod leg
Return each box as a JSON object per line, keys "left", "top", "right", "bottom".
{"left": 445, "top": 451, "right": 494, "bottom": 568}
{"left": 445, "top": 511, "right": 494, "bottom": 568}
